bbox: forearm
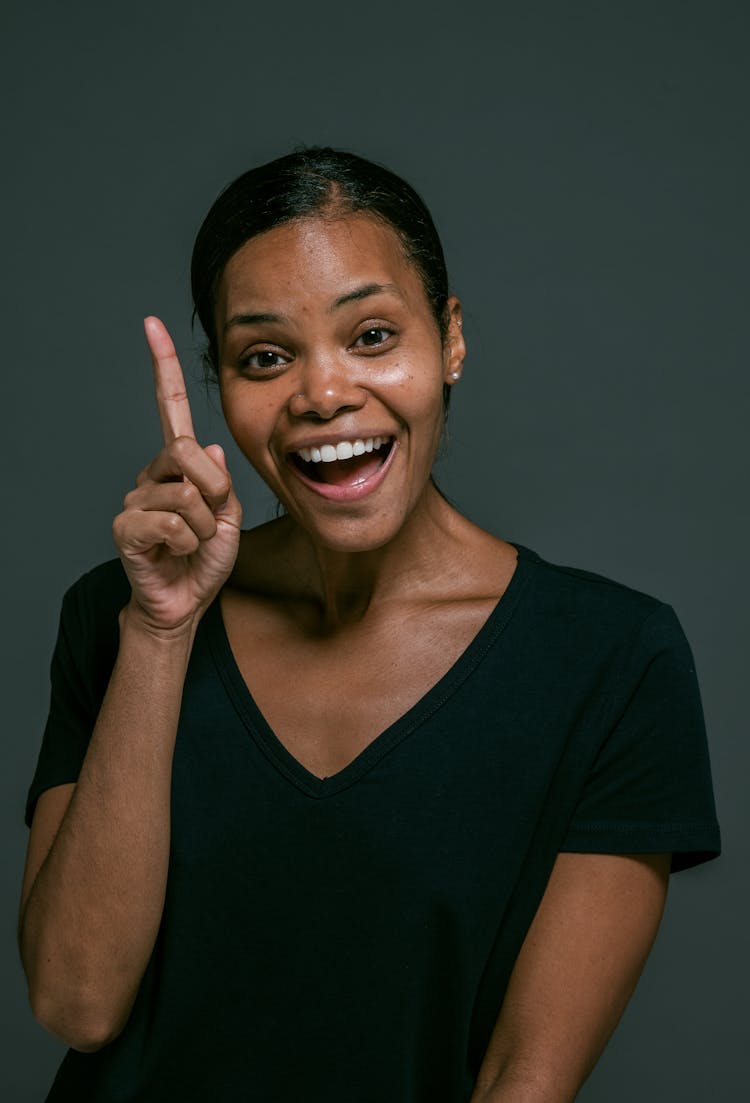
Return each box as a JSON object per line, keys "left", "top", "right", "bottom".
{"left": 470, "top": 1067, "right": 575, "bottom": 1103}
{"left": 19, "top": 607, "right": 195, "bottom": 1049}
{"left": 468, "top": 853, "right": 670, "bottom": 1103}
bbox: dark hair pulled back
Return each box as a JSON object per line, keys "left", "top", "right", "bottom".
{"left": 190, "top": 146, "right": 452, "bottom": 406}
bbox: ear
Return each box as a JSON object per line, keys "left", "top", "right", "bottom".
{"left": 442, "top": 296, "right": 466, "bottom": 385}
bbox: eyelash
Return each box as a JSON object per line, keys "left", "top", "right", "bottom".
{"left": 238, "top": 348, "right": 289, "bottom": 372}
{"left": 237, "top": 324, "right": 397, "bottom": 375}
{"left": 352, "top": 325, "right": 396, "bottom": 350}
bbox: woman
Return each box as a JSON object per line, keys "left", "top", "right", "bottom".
{"left": 19, "top": 148, "right": 720, "bottom": 1102}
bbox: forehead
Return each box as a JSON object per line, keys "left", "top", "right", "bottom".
{"left": 216, "top": 213, "right": 424, "bottom": 318}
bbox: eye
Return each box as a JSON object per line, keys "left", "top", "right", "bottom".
{"left": 238, "top": 348, "right": 290, "bottom": 373}
{"left": 352, "top": 326, "right": 395, "bottom": 350}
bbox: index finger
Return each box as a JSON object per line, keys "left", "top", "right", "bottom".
{"left": 144, "top": 315, "right": 196, "bottom": 444}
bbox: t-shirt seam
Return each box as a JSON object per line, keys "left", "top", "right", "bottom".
{"left": 535, "top": 558, "right": 662, "bottom": 601}
{"left": 204, "top": 545, "right": 540, "bottom": 798}
{"left": 595, "top": 599, "right": 674, "bottom": 737}
{"left": 565, "top": 820, "right": 718, "bottom": 833}
{"left": 327, "top": 552, "right": 539, "bottom": 789}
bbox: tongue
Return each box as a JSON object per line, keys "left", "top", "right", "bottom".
{"left": 317, "top": 452, "right": 383, "bottom": 486}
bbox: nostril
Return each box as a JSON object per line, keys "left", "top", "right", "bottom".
{"left": 288, "top": 378, "right": 367, "bottom": 420}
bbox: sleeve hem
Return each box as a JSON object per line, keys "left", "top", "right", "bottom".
{"left": 25, "top": 775, "right": 80, "bottom": 828}
{"left": 560, "top": 821, "right": 721, "bottom": 872}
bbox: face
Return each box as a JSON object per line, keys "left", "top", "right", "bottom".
{"left": 214, "top": 213, "right": 465, "bottom": 553}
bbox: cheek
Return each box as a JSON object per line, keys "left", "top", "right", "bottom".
{"left": 390, "top": 365, "right": 446, "bottom": 427}
{"left": 371, "top": 344, "right": 446, "bottom": 417}
{"left": 220, "top": 385, "right": 276, "bottom": 461}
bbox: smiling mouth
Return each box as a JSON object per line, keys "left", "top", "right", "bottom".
{"left": 289, "top": 436, "right": 395, "bottom": 487}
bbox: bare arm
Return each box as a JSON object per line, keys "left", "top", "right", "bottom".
{"left": 18, "top": 318, "right": 242, "bottom": 1052}
{"left": 19, "top": 619, "right": 196, "bottom": 1051}
{"left": 469, "top": 851, "right": 671, "bottom": 1103}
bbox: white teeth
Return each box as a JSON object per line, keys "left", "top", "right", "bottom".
{"left": 296, "top": 436, "right": 391, "bottom": 462}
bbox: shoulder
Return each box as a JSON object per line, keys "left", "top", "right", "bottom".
{"left": 519, "top": 543, "right": 666, "bottom": 624}
{"left": 514, "top": 542, "right": 692, "bottom": 673}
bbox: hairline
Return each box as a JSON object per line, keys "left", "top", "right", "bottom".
{"left": 203, "top": 204, "right": 448, "bottom": 359}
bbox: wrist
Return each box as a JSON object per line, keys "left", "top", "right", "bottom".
{"left": 118, "top": 601, "right": 200, "bottom": 652}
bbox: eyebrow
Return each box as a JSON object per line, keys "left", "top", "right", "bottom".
{"left": 223, "top": 283, "right": 404, "bottom": 333}
{"left": 329, "top": 282, "right": 404, "bottom": 312}
{"left": 224, "top": 311, "right": 286, "bottom": 333}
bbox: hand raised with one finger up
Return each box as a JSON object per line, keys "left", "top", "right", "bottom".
{"left": 112, "top": 316, "right": 242, "bottom": 636}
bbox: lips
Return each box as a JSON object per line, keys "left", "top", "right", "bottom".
{"left": 287, "top": 436, "right": 397, "bottom": 501}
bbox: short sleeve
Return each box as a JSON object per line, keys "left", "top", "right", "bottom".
{"left": 560, "top": 602, "right": 721, "bottom": 872}
{"left": 25, "top": 562, "right": 127, "bottom": 826}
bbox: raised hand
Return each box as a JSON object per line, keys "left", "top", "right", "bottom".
{"left": 112, "top": 316, "right": 242, "bottom": 634}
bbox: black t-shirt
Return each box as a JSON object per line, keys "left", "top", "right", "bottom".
{"left": 25, "top": 542, "right": 721, "bottom": 1102}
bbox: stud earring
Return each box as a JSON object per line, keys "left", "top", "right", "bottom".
{"left": 450, "top": 371, "right": 460, "bottom": 381}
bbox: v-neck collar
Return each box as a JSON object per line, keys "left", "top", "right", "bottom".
{"left": 204, "top": 541, "right": 540, "bottom": 798}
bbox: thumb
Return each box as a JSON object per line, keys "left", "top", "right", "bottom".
{"left": 204, "top": 443, "right": 242, "bottom": 525}
{"left": 204, "top": 443, "right": 228, "bottom": 470}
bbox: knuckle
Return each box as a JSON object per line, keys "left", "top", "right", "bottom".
{"left": 177, "top": 481, "right": 199, "bottom": 510}
{"left": 214, "top": 474, "right": 231, "bottom": 501}
{"left": 164, "top": 385, "right": 189, "bottom": 406}
{"left": 171, "top": 527, "right": 199, "bottom": 556}
{"left": 205, "top": 472, "right": 231, "bottom": 506}
{"left": 112, "top": 513, "right": 138, "bottom": 550}
{"left": 165, "top": 512, "right": 184, "bottom": 533}
{"left": 170, "top": 436, "right": 193, "bottom": 461}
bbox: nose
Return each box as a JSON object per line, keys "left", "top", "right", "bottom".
{"left": 288, "top": 356, "right": 367, "bottom": 421}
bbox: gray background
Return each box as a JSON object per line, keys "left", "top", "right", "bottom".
{"left": 2, "top": 0, "right": 747, "bottom": 1099}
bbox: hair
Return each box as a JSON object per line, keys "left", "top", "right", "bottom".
{"left": 190, "top": 146, "right": 454, "bottom": 409}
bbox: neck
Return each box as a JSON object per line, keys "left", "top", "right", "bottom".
{"left": 285, "top": 481, "right": 463, "bottom": 631}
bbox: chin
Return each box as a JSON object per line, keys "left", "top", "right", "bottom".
{"left": 274, "top": 492, "right": 414, "bottom": 555}
{"left": 299, "top": 516, "right": 407, "bottom": 556}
